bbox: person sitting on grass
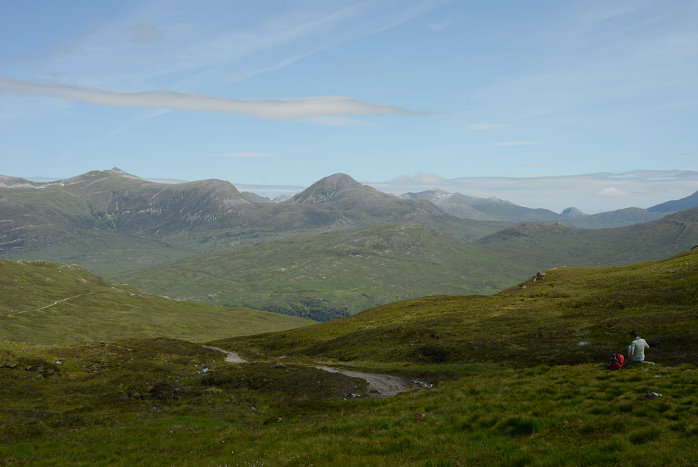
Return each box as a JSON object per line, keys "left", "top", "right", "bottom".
{"left": 626, "top": 330, "right": 649, "bottom": 367}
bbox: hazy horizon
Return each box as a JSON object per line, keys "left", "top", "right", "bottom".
{"left": 7, "top": 167, "right": 697, "bottom": 214}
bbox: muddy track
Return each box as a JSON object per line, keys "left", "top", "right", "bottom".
{"left": 204, "top": 346, "right": 429, "bottom": 397}
{"left": 314, "top": 365, "right": 428, "bottom": 397}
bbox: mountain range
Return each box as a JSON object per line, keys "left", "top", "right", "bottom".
{"left": 0, "top": 168, "right": 500, "bottom": 273}
{"left": 400, "top": 188, "right": 693, "bottom": 228}
{"left": 3, "top": 167, "right": 698, "bottom": 320}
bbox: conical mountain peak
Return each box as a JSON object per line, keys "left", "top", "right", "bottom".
{"left": 291, "top": 173, "right": 370, "bottom": 204}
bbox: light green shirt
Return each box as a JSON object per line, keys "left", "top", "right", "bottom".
{"left": 630, "top": 337, "right": 648, "bottom": 361}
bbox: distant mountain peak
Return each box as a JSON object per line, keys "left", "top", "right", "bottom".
{"left": 560, "top": 207, "right": 588, "bottom": 218}
{"left": 648, "top": 190, "right": 698, "bottom": 213}
{"left": 400, "top": 189, "right": 453, "bottom": 200}
{"left": 291, "top": 173, "right": 369, "bottom": 204}
{"left": 106, "top": 167, "right": 147, "bottom": 180}
{"left": 319, "top": 172, "right": 362, "bottom": 188}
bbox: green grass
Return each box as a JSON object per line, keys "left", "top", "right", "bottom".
{"left": 213, "top": 248, "right": 698, "bottom": 367}
{"left": 1, "top": 250, "right": 697, "bottom": 464}
{"left": 0, "top": 338, "right": 695, "bottom": 465}
{"left": 0, "top": 259, "right": 312, "bottom": 344}
{"left": 109, "top": 223, "right": 529, "bottom": 320}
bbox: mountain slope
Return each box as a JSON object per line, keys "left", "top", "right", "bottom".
{"left": 110, "top": 223, "right": 523, "bottom": 320}
{"left": 0, "top": 259, "right": 311, "bottom": 344}
{"left": 215, "top": 248, "right": 698, "bottom": 367}
{"left": 475, "top": 207, "right": 698, "bottom": 268}
{"left": 402, "top": 190, "right": 561, "bottom": 222}
{"left": 565, "top": 207, "right": 665, "bottom": 228}
{"left": 649, "top": 190, "right": 698, "bottom": 213}
{"left": 110, "top": 209, "right": 698, "bottom": 321}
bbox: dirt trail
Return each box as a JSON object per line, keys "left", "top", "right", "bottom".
{"left": 203, "top": 346, "right": 429, "bottom": 397}
{"left": 315, "top": 365, "right": 428, "bottom": 397}
{"left": 9, "top": 293, "right": 92, "bottom": 317}
{"left": 202, "top": 345, "right": 247, "bottom": 363}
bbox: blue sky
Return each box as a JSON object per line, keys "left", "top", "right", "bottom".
{"left": 1, "top": 0, "right": 697, "bottom": 211}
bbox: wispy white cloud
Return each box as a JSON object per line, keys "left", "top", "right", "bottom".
{"left": 0, "top": 77, "right": 423, "bottom": 120}
{"left": 492, "top": 141, "right": 539, "bottom": 146}
{"left": 466, "top": 123, "right": 506, "bottom": 130}
{"left": 206, "top": 152, "right": 278, "bottom": 158}
{"left": 598, "top": 187, "right": 630, "bottom": 197}
{"left": 414, "top": 173, "right": 444, "bottom": 184}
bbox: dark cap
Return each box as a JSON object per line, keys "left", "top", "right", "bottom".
{"left": 630, "top": 330, "right": 638, "bottom": 337}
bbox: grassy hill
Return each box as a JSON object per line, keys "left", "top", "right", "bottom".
{"left": 214, "top": 248, "right": 698, "bottom": 367}
{"left": 475, "top": 207, "right": 698, "bottom": 268}
{"left": 110, "top": 223, "right": 525, "bottom": 320}
{"left": 0, "top": 169, "right": 504, "bottom": 274}
{"left": 0, "top": 259, "right": 312, "bottom": 344}
{"left": 1, "top": 250, "right": 696, "bottom": 464}
{"left": 111, "top": 209, "right": 697, "bottom": 321}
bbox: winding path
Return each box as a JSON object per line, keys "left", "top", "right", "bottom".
{"left": 9, "top": 293, "right": 92, "bottom": 317}
{"left": 314, "top": 365, "right": 426, "bottom": 397}
{"left": 204, "top": 345, "right": 429, "bottom": 397}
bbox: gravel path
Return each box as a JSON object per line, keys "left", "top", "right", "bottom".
{"left": 315, "top": 365, "right": 428, "bottom": 397}
{"left": 202, "top": 345, "right": 429, "bottom": 397}
{"left": 202, "top": 345, "right": 247, "bottom": 363}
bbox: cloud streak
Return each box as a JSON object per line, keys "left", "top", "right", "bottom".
{"left": 0, "top": 77, "right": 423, "bottom": 120}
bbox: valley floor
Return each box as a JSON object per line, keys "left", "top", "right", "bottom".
{"left": 1, "top": 338, "right": 696, "bottom": 466}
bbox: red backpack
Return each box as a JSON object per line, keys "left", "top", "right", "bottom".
{"left": 609, "top": 353, "right": 625, "bottom": 370}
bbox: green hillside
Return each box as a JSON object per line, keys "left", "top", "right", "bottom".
{"left": 111, "top": 209, "right": 697, "bottom": 321}
{"left": 110, "top": 223, "right": 524, "bottom": 320}
{"left": 0, "top": 259, "right": 312, "bottom": 344}
{"left": 1, "top": 251, "right": 696, "bottom": 465}
{"left": 214, "top": 248, "right": 698, "bottom": 367}
{"left": 476, "top": 207, "right": 698, "bottom": 267}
